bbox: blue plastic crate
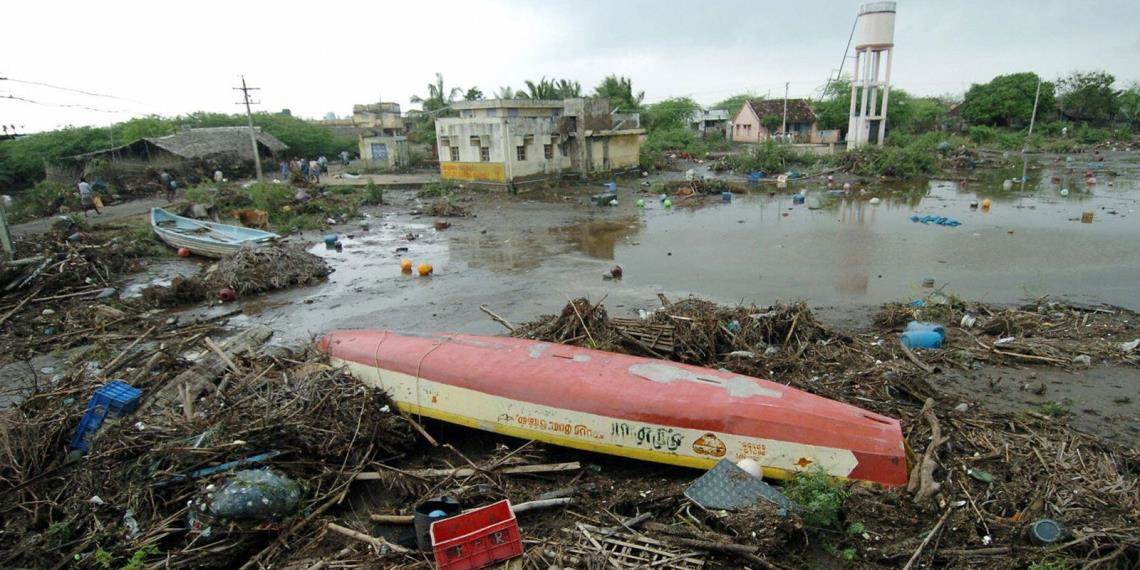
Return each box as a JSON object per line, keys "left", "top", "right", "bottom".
{"left": 88, "top": 380, "right": 141, "bottom": 417}
{"left": 70, "top": 381, "right": 141, "bottom": 452}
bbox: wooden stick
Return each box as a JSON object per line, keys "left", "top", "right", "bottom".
{"left": 565, "top": 295, "right": 596, "bottom": 347}
{"left": 479, "top": 304, "right": 515, "bottom": 332}
{"left": 991, "top": 349, "right": 1069, "bottom": 364}
{"left": 326, "top": 522, "right": 411, "bottom": 554}
{"left": 368, "top": 497, "right": 573, "bottom": 525}
{"left": 900, "top": 343, "right": 936, "bottom": 373}
{"left": 0, "top": 285, "right": 43, "bottom": 327}
{"left": 356, "top": 461, "right": 580, "bottom": 480}
{"left": 102, "top": 324, "right": 157, "bottom": 376}
{"left": 204, "top": 337, "right": 241, "bottom": 375}
{"left": 397, "top": 413, "right": 439, "bottom": 447}
{"left": 902, "top": 507, "right": 953, "bottom": 570}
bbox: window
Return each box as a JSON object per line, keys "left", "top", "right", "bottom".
{"left": 516, "top": 145, "right": 527, "bottom": 161}
{"left": 450, "top": 146, "right": 459, "bottom": 161}
{"left": 544, "top": 144, "right": 553, "bottom": 160}
{"left": 487, "top": 109, "right": 498, "bottom": 117}
{"left": 508, "top": 108, "right": 519, "bottom": 117}
{"left": 480, "top": 147, "right": 489, "bottom": 162}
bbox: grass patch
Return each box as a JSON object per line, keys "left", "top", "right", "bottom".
{"left": 783, "top": 468, "right": 848, "bottom": 528}
{"left": 417, "top": 180, "right": 459, "bottom": 198}
{"left": 721, "top": 140, "right": 819, "bottom": 175}
{"left": 1038, "top": 401, "right": 1070, "bottom": 417}
{"left": 362, "top": 181, "right": 384, "bottom": 205}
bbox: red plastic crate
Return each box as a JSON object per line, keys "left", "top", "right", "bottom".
{"left": 430, "top": 500, "right": 522, "bottom": 570}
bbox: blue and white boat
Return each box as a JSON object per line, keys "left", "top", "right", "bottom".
{"left": 150, "top": 208, "right": 279, "bottom": 258}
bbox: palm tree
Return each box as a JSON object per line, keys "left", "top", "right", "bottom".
{"left": 594, "top": 75, "right": 645, "bottom": 112}
{"left": 555, "top": 79, "right": 582, "bottom": 98}
{"left": 519, "top": 77, "right": 560, "bottom": 100}
{"left": 464, "top": 87, "right": 484, "bottom": 101}
{"left": 495, "top": 85, "right": 516, "bottom": 99}
{"left": 410, "top": 72, "right": 462, "bottom": 112}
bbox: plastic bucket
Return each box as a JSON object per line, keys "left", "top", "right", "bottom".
{"left": 722, "top": 191, "right": 732, "bottom": 203}
{"left": 413, "top": 496, "right": 461, "bottom": 550}
{"left": 900, "top": 330, "right": 943, "bottom": 349}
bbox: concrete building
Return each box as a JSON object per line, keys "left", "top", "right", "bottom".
{"left": 316, "top": 101, "right": 405, "bottom": 140}
{"left": 359, "top": 135, "right": 410, "bottom": 170}
{"left": 687, "top": 109, "right": 731, "bottom": 138}
{"left": 731, "top": 99, "right": 820, "bottom": 143}
{"left": 435, "top": 98, "right": 644, "bottom": 185}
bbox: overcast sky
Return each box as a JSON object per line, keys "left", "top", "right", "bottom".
{"left": 2, "top": 0, "right": 1137, "bottom": 133}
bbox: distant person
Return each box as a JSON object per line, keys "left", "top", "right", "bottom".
{"left": 279, "top": 160, "right": 289, "bottom": 180}
{"left": 214, "top": 169, "right": 224, "bottom": 183}
{"left": 318, "top": 155, "right": 328, "bottom": 173}
{"left": 339, "top": 150, "right": 350, "bottom": 166}
{"left": 309, "top": 159, "right": 320, "bottom": 183}
{"left": 159, "top": 170, "right": 176, "bottom": 201}
{"left": 300, "top": 159, "right": 309, "bottom": 178}
{"left": 77, "top": 176, "right": 101, "bottom": 217}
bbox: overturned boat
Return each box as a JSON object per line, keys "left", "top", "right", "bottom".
{"left": 319, "top": 331, "right": 908, "bottom": 487}
{"left": 151, "top": 208, "right": 278, "bottom": 258}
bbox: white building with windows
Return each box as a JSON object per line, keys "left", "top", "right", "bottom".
{"left": 435, "top": 98, "right": 643, "bottom": 186}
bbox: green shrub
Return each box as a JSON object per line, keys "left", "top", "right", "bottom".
{"left": 247, "top": 182, "right": 293, "bottom": 213}
{"left": 846, "top": 144, "right": 936, "bottom": 178}
{"left": 183, "top": 184, "right": 218, "bottom": 205}
{"left": 784, "top": 468, "right": 848, "bottom": 528}
{"left": 8, "top": 181, "right": 76, "bottom": 222}
{"left": 1043, "top": 138, "right": 1078, "bottom": 153}
{"left": 968, "top": 125, "right": 998, "bottom": 144}
{"left": 363, "top": 181, "right": 384, "bottom": 205}
{"left": 1112, "top": 126, "right": 1133, "bottom": 141}
{"left": 1074, "top": 125, "right": 1110, "bottom": 144}
{"left": 417, "top": 180, "right": 459, "bottom": 198}
{"left": 724, "top": 140, "right": 818, "bottom": 174}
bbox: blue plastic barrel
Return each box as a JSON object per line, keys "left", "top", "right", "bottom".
{"left": 605, "top": 182, "right": 617, "bottom": 192}
{"left": 722, "top": 191, "right": 732, "bottom": 203}
{"left": 323, "top": 234, "right": 338, "bottom": 246}
{"left": 792, "top": 193, "right": 805, "bottom": 205}
{"left": 900, "top": 330, "right": 943, "bottom": 349}
{"left": 905, "top": 321, "right": 946, "bottom": 338}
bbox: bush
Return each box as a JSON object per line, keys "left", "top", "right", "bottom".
{"left": 1074, "top": 125, "right": 1111, "bottom": 145}
{"left": 968, "top": 125, "right": 998, "bottom": 144}
{"left": 8, "top": 181, "right": 76, "bottom": 222}
{"left": 248, "top": 182, "right": 293, "bottom": 213}
{"left": 362, "top": 181, "right": 384, "bottom": 205}
{"left": 1112, "top": 126, "right": 1133, "bottom": 142}
{"left": 724, "top": 140, "right": 818, "bottom": 174}
{"left": 846, "top": 144, "right": 936, "bottom": 178}
{"left": 417, "top": 180, "right": 459, "bottom": 198}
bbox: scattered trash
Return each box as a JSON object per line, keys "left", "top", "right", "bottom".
{"left": 954, "top": 403, "right": 969, "bottom": 413}
{"left": 901, "top": 330, "right": 943, "bottom": 349}
{"left": 967, "top": 468, "right": 994, "bottom": 484}
{"left": 70, "top": 380, "right": 142, "bottom": 452}
{"left": 1028, "top": 519, "right": 1066, "bottom": 545}
{"left": 792, "top": 193, "right": 805, "bottom": 205}
{"left": 417, "top": 263, "right": 434, "bottom": 276}
{"left": 869, "top": 197, "right": 881, "bottom": 205}
{"left": 430, "top": 499, "right": 523, "bottom": 569}
{"left": 609, "top": 265, "right": 623, "bottom": 279}
{"left": 910, "top": 215, "right": 962, "bottom": 227}
{"left": 1072, "top": 354, "right": 1092, "bottom": 368}
{"left": 960, "top": 314, "right": 977, "bottom": 328}
{"left": 1081, "top": 211, "right": 1094, "bottom": 223}
{"left": 1119, "top": 339, "right": 1139, "bottom": 352}
{"left": 982, "top": 198, "right": 991, "bottom": 210}
{"left": 205, "top": 469, "right": 302, "bottom": 521}
{"left": 685, "top": 459, "right": 799, "bottom": 513}
{"left": 217, "top": 287, "right": 238, "bottom": 303}
{"left": 922, "top": 277, "right": 936, "bottom": 288}
{"left": 414, "top": 496, "right": 462, "bottom": 550}
{"left": 1060, "top": 188, "right": 1070, "bottom": 197}
{"left": 323, "top": 234, "right": 338, "bottom": 246}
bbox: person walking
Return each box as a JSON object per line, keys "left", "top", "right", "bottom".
{"left": 159, "top": 170, "right": 176, "bottom": 202}
{"left": 318, "top": 155, "right": 328, "bottom": 173}
{"left": 77, "top": 176, "right": 101, "bottom": 217}
{"left": 309, "top": 159, "right": 321, "bottom": 183}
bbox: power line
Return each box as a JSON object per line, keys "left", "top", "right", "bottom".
{"left": 0, "top": 76, "right": 151, "bottom": 106}
{"left": 1, "top": 93, "right": 126, "bottom": 113}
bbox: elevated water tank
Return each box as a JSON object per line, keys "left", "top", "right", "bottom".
{"left": 854, "top": 1, "right": 896, "bottom": 49}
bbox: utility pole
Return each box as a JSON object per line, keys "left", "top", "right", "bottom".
{"left": 234, "top": 75, "right": 263, "bottom": 181}
{"left": 1020, "top": 80, "right": 1043, "bottom": 190}
{"left": 781, "top": 82, "right": 789, "bottom": 138}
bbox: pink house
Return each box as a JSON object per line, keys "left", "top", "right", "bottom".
{"left": 731, "top": 99, "right": 820, "bottom": 143}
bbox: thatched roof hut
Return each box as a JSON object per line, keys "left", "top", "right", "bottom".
{"left": 75, "top": 127, "right": 287, "bottom": 164}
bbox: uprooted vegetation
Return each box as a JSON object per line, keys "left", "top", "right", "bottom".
{"left": 142, "top": 243, "right": 331, "bottom": 306}
{"left": 183, "top": 181, "right": 362, "bottom": 231}
{"left": 508, "top": 295, "right": 1140, "bottom": 568}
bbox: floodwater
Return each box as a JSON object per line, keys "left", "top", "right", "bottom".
{"left": 242, "top": 151, "right": 1140, "bottom": 346}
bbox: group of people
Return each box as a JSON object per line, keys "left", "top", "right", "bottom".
{"left": 280, "top": 156, "right": 328, "bottom": 184}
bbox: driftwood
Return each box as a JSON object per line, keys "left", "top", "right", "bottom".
{"left": 368, "top": 497, "right": 574, "bottom": 525}
{"left": 902, "top": 507, "right": 953, "bottom": 570}
{"left": 908, "top": 398, "right": 948, "bottom": 502}
{"left": 479, "top": 304, "right": 515, "bottom": 332}
{"left": 326, "top": 523, "right": 410, "bottom": 554}
{"left": 356, "top": 461, "right": 580, "bottom": 480}
{"left": 143, "top": 325, "right": 273, "bottom": 411}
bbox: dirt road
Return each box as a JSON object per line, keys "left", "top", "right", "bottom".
{"left": 10, "top": 197, "right": 169, "bottom": 236}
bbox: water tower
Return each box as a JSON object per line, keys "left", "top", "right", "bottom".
{"left": 847, "top": 1, "right": 896, "bottom": 148}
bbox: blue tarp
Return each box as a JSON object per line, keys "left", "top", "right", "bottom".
{"left": 910, "top": 215, "right": 962, "bottom": 227}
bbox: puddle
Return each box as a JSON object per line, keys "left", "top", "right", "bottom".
{"left": 243, "top": 151, "right": 1140, "bottom": 345}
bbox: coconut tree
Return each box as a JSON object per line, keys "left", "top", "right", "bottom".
{"left": 593, "top": 75, "right": 644, "bottom": 112}
{"left": 410, "top": 72, "right": 463, "bottom": 112}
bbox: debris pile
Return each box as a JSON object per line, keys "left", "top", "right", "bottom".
{"left": 424, "top": 198, "right": 470, "bottom": 218}
{"left": 0, "top": 331, "right": 414, "bottom": 569}
{"left": 143, "top": 243, "right": 331, "bottom": 305}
